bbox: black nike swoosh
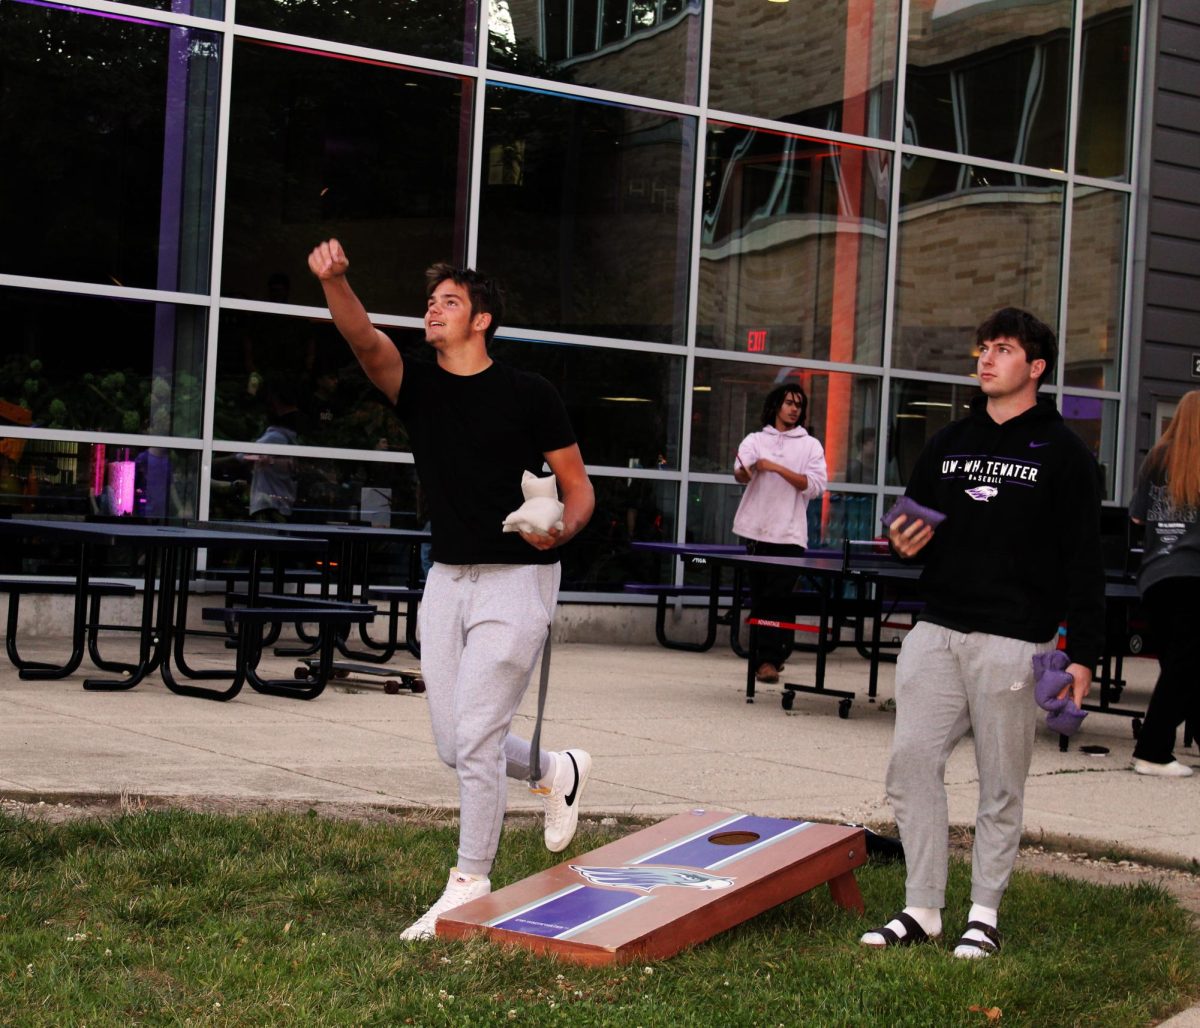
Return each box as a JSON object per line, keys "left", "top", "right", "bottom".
{"left": 564, "top": 752, "right": 579, "bottom": 807}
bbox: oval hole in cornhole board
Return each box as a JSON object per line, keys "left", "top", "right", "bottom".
{"left": 708, "top": 831, "right": 761, "bottom": 845}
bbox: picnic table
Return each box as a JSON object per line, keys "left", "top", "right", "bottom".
{"left": 203, "top": 521, "right": 430, "bottom": 662}
{"left": 0, "top": 518, "right": 367, "bottom": 701}
{"left": 624, "top": 541, "right": 748, "bottom": 653}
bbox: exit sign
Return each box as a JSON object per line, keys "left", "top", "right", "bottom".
{"left": 746, "top": 329, "right": 767, "bottom": 352}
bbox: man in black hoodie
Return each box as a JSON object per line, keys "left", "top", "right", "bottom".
{"left": 861, "top": 308, "right": 1104, "bottom": 958}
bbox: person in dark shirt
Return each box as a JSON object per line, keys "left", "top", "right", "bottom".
{"left": 1128, "top": 389, "right": 1200, "bottom": 777}
{"left": 861, "top": 308, "right": 1104, "bottom": 958}
{"left": 308, "top": 238, "right": 595, "bottom": 941}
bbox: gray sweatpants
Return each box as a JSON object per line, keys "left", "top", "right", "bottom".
{"left": 886, "top": 621, "right": 1056, "bottom": 910}
{"left": 417, "top": 561, "right": 559, "bottom": 877}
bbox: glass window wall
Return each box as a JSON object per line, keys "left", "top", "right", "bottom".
{"left": 708, "top": 0, "right": 899, "bottom": 139}
{"left": 213, "top": 310, "right": 410, "bottom": 452}
{"left": 478, "top": 86, "right": 695, "bottom": 344}
{"left": 1062, "top": 394, "right": 1117, "bottom": 500}
{"left": 565, "top": 476, "right": 678, "bottom": 590}
{"left": 207, "top": 449, "right": 420, "bottom": 531}
{"left": 1065, "top": 187, "right": 1126, "bottom": 391}
{"left": 0, "top": 0, "right": 1146, "bottom": 598}
{"left": 886, "top": 378, "right": 977, "bottom": 486}
{"left": 222, "top": 41, "right": 473, "bottom": 312}
{"left": 905, "top": 0, "right": 1072, "bottom": 169}
{"left": 235, "top": 0, "right": 474, "bottom": 64}
{"left": 0, "top": 437, "right": 200, "bottom": 529}
{"left": 699, "top": 124, "right": 890, "bottom": 363}
{"left": 1075, "top": 0, "right": 1137, "bottom": 181}
{"left": 1, "top": 287, "right": 206, "bottom": 438}
{"left": 893, "top": 157, "right": 1064, "bottom": 376}
{"left": 489, "top": 0, "right": 703, "bottom": 105}
{"left": 491, "top": 340, "right": 684, "bottom": 469}
{"left": 689, "top": 358, "right": 881, "bottom": 487}
{"left": 0, "top": 2, "right": 220, "bottom": 292}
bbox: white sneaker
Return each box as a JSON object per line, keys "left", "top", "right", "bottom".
{"left": 1132, "top": 758, "right": 1194, "bottom": 778}
{"left": 399, "top": 868, "right": 491, "bottom": 941}
{"left": 532, "top": 749, "right": 592, "bottom": 853}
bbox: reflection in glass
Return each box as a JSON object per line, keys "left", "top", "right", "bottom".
{"left": 222, "top": 41, "right": 471, "bottom": 312}
{"left": 76, "top": 0, "right": 223, "bottom": 13}
{"left": 235, "top": 0, "right": 472, "bottom": 64}
{"left": 699, "top": 125, "right": 890, "bottom": 363}
{"left": 478, "top": 86, "right": 695, "bottom": 344}
{"left": 0, "top": 437, "right": 200, "bottom": 530}
{"left": 708, "top": 0, "right": 899, "bottom": 138}
{"left": 214, "top": 310, "right": 411, "bottom": 453}
{"left": 894, "top": 157, "right": 1064, "bottom": 375}
{"left": 206, "top": 452, "right": 423, "bottom": 582}
{"left": 689, "top": 481, "right": 876, "bottom": 558}
{"left": 562, "top": 476, "right": 678, "bottom": 591}
{"left": 490, "top": 0, "right": 702, "bottom": 105}
{"left": 905, "top": 0, "right": 1071, "bottom": 169}
{"left": 1065, "top": 188, "right": 1126, "bottom": 390}
{"left": 887, "top": 379, "right": 978, "bottom": 486}
{"left": 0, "top": 1, "right": 220, "bottom": 291}
{"left": 491, "top": 340, "right": 683, "bottom": 469}
{"left": 0, "top": 288, "right": 206, "bottom": 438}
{"left": 689, "top": 359, "right": 880, "bottom": 489}
{"left": 1075, "top": 0, "right": 1136, "bottom": 180}
{"left": 1062, "top": 394, "right": 1116, "bottom": 500}
{"left": 209, "top": 450, "right": 421, "bottom": 532}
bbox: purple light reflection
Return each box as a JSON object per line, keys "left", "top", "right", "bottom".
{"left": 10, "top": 0, "right": 165, "bottom": 29}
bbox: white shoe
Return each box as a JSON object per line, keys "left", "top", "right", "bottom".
{"left": 1131, "top": 758, "right": 1194, "bottom": 778}
{"left": 533, "top": 749, "right": 592, "bottom": 853}
{"left": 399, "top": 868, "right": 491, "bottom": 941}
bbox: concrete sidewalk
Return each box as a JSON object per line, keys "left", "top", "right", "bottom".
{"left": 0, "top": 633, "right": 1193, "bottom": 865}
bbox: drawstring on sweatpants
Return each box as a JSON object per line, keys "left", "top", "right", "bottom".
{"left": 451, "top": 565, "right": 481, "bottom": 582}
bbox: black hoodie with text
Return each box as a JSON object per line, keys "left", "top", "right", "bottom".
{"left": 902, "top": 394, "right": 1105, "bottom": 670}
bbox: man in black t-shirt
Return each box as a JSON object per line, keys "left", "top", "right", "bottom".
{"left": 308, "top": 239, "right": 596, "bottom": 941}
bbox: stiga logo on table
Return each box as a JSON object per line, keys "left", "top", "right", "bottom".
{"left": 570, "top": 865, "right": 736, "bottom": 893}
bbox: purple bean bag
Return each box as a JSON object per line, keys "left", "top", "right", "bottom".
{"left": 1031, "top": 650, "right": 1087, "bottom": 737}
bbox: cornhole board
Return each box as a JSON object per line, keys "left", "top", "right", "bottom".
{"left": 437, "top": 809, "right": 866, "bottom": 965}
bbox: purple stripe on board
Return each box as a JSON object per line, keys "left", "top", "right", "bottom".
{"left": 492, "top": 887, "right": 640, "bottom": 938}
{"left": 640, "top": 815, "right": 803, "bottom": 869}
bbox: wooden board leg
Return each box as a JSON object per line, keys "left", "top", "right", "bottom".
{"left": 826, "top": 870, "right": 865, "bottom": 914}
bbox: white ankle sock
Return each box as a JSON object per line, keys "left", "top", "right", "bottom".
{"left": 860, "top": 905, "right": 941, "bottom": 945}
{"left": 533, "top": 752, "right": 559, "bottom": 792}
{"left": 954, "top": 903, "right": 998, "bottom": 959}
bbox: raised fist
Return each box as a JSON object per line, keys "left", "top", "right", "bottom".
{"left": 307, "top": 238, "right": 349, "bottom": 281}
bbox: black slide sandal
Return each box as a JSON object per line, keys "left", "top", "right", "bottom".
{"left": 954, "top": 920, "right": 1002, "bottom": 956}
{"left": 862, "top": 910, "right": 933, "bottom": 948}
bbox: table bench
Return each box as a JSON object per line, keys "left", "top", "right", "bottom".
{"left": 1, "top": 576, "right": 137, "bottom": 679}
{"left": 622, "top": 581, "right": 750, "bottom": 653}
{"left": 195, "top": 595, "right": 377, "bottom": 702}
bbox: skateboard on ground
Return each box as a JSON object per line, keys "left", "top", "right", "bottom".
{"left": 295, "top": 659, "right": 424, "bottom": 695}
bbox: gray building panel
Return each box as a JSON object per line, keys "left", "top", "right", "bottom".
{"left": 1132, "top": 0, "right": 1200, "bottom": 475}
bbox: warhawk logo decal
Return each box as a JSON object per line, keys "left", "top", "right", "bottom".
{"left": 570, "top": 864, "right": 735, "bottom": 893}
{"left": 965, "top": 485, "right": 998, "bottom": 502}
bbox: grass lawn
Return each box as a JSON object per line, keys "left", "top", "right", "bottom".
{"left": 1, "top": 809, "right": 1197, "bottom": 1026}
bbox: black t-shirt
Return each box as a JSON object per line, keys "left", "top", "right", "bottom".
{"left": 395, "top": 357, "right": 576, "bottom": 565}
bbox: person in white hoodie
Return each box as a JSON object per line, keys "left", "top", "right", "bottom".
{"left": 732, "top": 383, "right": 828, "bottom": 683}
